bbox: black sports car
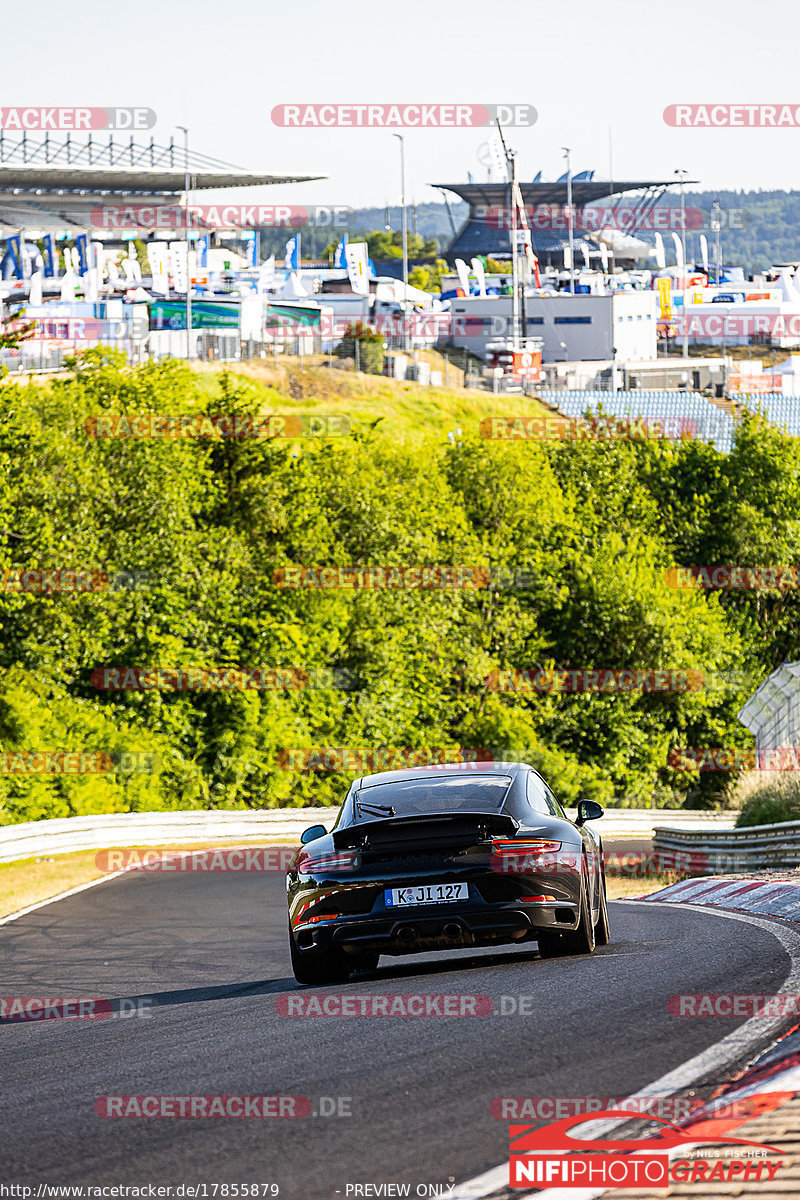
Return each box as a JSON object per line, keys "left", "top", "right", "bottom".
{"left": 286, "top": 761, "right": 609, "bottom": 984}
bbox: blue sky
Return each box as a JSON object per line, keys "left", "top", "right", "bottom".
{"left": 9, "top": 0, "right": 799, "bottom": 211}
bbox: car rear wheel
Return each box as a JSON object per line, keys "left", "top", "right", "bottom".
{"left": 289, "top": 925, "right": 350, "bottom": 985}
{"left": 537, "top": 866, "right": 595, "bottom": 957}
{"left": 595, "top": 872, "right": 611, "bottom": 946}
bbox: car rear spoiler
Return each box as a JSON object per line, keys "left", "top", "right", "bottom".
{"left": 332, "top": 810, "right": 519, "bottom": 849}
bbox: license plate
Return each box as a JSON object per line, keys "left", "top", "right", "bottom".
{"left": 385, "top": 882, "right": 468, "bottom": 907}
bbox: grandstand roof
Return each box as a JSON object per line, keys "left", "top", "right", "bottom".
{"left": 434, "top": 180, "right": 696, "bottom": 208}
{"left": 435, "top": 179, "right": 699, "bottom": 264}
{"left": 0, "top": 136, "right": 322, "bottom": 234}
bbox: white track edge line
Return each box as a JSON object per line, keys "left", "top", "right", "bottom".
{"left": 450, "top": 901, "right": 800, "bottom": 1200}
{"left": 0, "top": 869, "right": 127, "bottom": 926}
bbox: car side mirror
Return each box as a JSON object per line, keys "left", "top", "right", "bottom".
{"left": 576, "top": 800, "right": 604, "bottom": 826}
{"left": 300, "top": 824, "right": 327, "bottom": 844}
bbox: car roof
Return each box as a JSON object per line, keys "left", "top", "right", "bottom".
{"left": 355, "top": 761, "right": 529, "bottom": 789}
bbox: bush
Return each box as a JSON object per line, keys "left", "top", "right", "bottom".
{"left": 335, "top": 322, "right": 384, "bottom": 374}
{"left": 732, "top": 770, "right": 800, "bottom": 827}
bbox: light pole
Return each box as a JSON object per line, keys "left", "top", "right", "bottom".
{"left": 675, "top": 168, "right": 689, "bottom": 359}
{"left": 393, "top": 134, "right": 409, "bottom": 351}
{"left": 509, "top": 149, "right": 520, "bottom": 349}
{"left": 711, "top": 198, "right": 722, "bottom": 286}
{"left": 562, "top": 147, "right": 574, "bottom": 294}
{"left": 177, "top": 125, "right": 192, "bottom": 359}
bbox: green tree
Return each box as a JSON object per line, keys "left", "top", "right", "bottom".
{"left": 334, "top": 322, "right": 385, "bottom": 374}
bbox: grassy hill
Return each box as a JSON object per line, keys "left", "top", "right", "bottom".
{"left": 191, "top": 356, "right": 551, "bottom": 445}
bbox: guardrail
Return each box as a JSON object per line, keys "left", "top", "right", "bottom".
{"left": 652, "top": 819, "right": 800, "bottom": 873}
{"left": 0, "top": 807, "right": 737, "bottom": 865}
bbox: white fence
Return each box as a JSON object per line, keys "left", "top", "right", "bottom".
{"left": 0, "top": 807, "right": 737, "bottom": 865}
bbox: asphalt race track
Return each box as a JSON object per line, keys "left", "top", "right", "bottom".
{"left": 0, "top": 866, "right": 794, "bottom": 1196}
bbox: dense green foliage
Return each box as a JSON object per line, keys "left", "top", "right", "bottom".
{"left": 0, "top": 353, "right": 798, "bottom": 824}
{"left": 335, "top": 323, "right": 385, "bottom": 374}
{"left": 735, "top": 779, "right": 800, "bottom": 828}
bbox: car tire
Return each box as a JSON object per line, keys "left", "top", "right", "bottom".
{"left": 536, "top": 931, "right": 566, "bottom": 958}
{"left": 289, "top": 924, "right": 350, "bottom": 985}
{"left": 541, "top": 865, "right": 596, "bottom": 957}
{"left": 595, "top": 871, "right": 611, "bottom": 946}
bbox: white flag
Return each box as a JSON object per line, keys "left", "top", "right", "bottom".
{"left": 169, "top": 241, "right": 188, "bottom": 294}
{"left": 258, "top": 254, "right": 276, "bottom": 293}
{"left": 654, "top": 232, "right": 666, "bottom": 270}
{"left": 344, "top": 242, "right": 370, "bottom": 295}
{"left": 700, "top": 234, "right": 709, "bottom": 275}
{"left": 454, "top": 258, "right": 471, "bottom": 293}
{"left": 147, "top": 243, "right": 170, "bottom": 296}
{"left": 60, "top": 262, "right": 76, "bottom": 301}
{"left": 470, "top": 258, "right": 486, "bottom": 296}
{"left": 671, "top": 231, "right": 684, "bottom": 269}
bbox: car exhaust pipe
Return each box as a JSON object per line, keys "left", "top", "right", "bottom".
{"left": 397, "top": 925, "right": 416, "bottom": 942}
{"left": 443, "top": 923, "right": 462, "bottom": 940}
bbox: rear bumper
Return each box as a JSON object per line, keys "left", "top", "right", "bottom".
{"left": 293, "top": 902, "right": 579, "bottom": 957}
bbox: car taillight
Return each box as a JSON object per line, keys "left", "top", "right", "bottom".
{"left": 490, "top": 839, "right": 563, "bottom": 874}
{"left": 491, "top": 839, "right": 562, "bottom": 855}
{"left": 520, "top": 894, "right": 557, "bottom": 902}
{"left": 297, "top": 850, "right": 358, "bottom": 874}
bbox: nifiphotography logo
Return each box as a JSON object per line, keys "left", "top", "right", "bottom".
{"left": 508, "top": 1107, "right": 784, "bottom": 1188}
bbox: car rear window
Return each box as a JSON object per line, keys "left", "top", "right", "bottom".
{"left": 354, "top": 774, "right": 512, "bottom": 819}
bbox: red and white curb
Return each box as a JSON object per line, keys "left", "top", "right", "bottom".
{"left": 531, "top": 1046, "right": 800, "bottom": 1199}
{"left": 450, "top": 901, "right": 800, "bottom": 1200}
{"left": 641, "top": 875, "right": 800, "bottom": 921}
